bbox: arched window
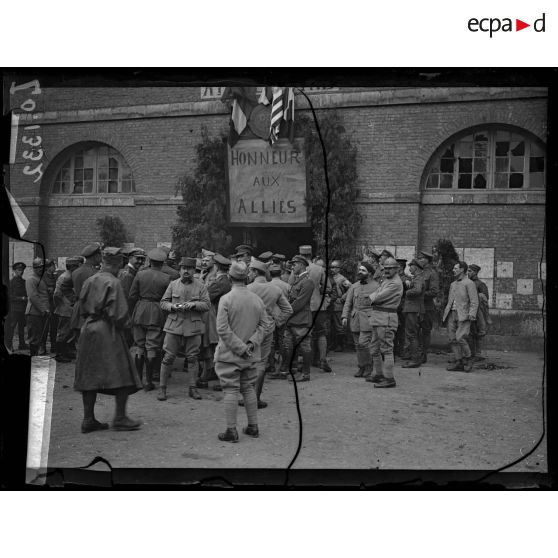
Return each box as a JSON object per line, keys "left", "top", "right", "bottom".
{"left": 51, "top": 144, "right": 135, "bottom": 194}
{"left": 424, "top": 128, "right": 546, "bottom": 191}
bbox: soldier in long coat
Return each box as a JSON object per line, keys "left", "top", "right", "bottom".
{"left": 341, "top": 261, "right": 380, "bottom": 378}
{"left": 198, "top": 254, "right": 232, "bottom": 389}
{"left": 53, "top": 256, "right": 81, "bottom": 362}
{"left": 70, "top": 243, "right": 102, "bottom": 341}
{"left": 157, "top": 257, "right": 211, "bottom": 401}
{"left": 214, "top": 261, "right": 268, "bottom": 443}
{"left": 128, "top": 248, "right": 171, "bottom": 391}
{"left": 74, "top": 247, "right": 143, "bottom": 433}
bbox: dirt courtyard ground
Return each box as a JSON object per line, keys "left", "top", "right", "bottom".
{"left": 39, "top": 346, "right": 546, "bottom": 477}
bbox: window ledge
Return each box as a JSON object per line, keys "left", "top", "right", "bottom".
{"left": 421, "top": 190, "right": 545, "bottom": 204}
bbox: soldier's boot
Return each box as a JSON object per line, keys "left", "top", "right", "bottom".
{"left": 134, "top": 353, "right": 145, "bottom": 385}
{"left": 151, "top": 354, "right": 160, "bottom": 382}
{"left": 157, "top": 362, "right": 172, "bottom": 401}
{"left": 186, "top": 358, "right": 202, "bottom": 400}
{"left": 446, "top": 345, "right": 464, "bottom": 371}
{"left": 318, "top": 336, "right": 332, "bottom": 372}
{"left": 366, "top": 357, "right": 385, "bottom": 383}
{"left": 463, "top": 355, "right": 474, "bottom": 372}
{"left": 144, "top": 356, "right": 156, "bottom": 392}
{"left": 300, "top": 349, "right": 312, "bottom": 381}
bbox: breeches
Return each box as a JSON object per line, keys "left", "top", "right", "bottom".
{"left": 284, "top": 326, "right": 312, "bottom": 353}
{"left": 133, "top": 325, "right": 164, "bottom": 358}
{"left": 215, "top": 360, "right": 258, "bottom": 391}
{"left": 370, "top": 325, "right": 396, "bottom": 358}
{"left": 162, "top": 333, "right": 201, "bottom": 364}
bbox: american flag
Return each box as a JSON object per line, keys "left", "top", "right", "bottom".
{"left": 269, "top": 87, "right": 284, "bottom": 144}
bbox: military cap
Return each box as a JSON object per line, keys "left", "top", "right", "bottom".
{"left": 65, "top": 256, "right": 82, "bottom": 268}
{"left": 129, "top": 247, "right": 146, "bottom": 258}
{"left": 229, "top": 261, "right": 248, "bottom": 280}
{"left": 235, "top": 244, "right": 253, "bottom": 255}
{"left": 250, "top": 260, "right": 268, "bottom": 274}
{"left": 290, "top": 255, "right": 309, "bottom": 266}
{"left": 298, "top": 245, "right": 312, "bottom": 256}
{"left": 383, "top": 257, "right": 399, "bottom": 269}
{"left": 269, "top": 263, "right": 282, "bottom": 273}
{"left": 148, "top": 248, "right": 167, "bottom": 262}
{"left": 12, "top": 261, "right": 26, "bottom": 270}
{"left": 32, "top": 257, "right": 45, "bottom": 268}
{"left": 381, "top": 249, "right": 394, "bottom": 258}
{"left": 258, "top": 251, "right": 273, "bottom": 262}
{"left": 81, "top": 243, "right": 102, "bottom": 258}
{"left": 179, "top": 256, "right": 197, "bottom": 268}
{"left": 469, "top": 264, "right": 481, "bottom": 273}
{"left": 201, "top": 248, "right": 216, "bottom": 257}
{"left": 360, "top": 261, "right": 375, "bottom": 273}
{"left": 272, "top": 253, "right": 286, "bottom": 261}
{"left": 419, "top": 250, "right": 433, "bottom": 261}
{"left": 368, "top": 249, "right": 381, "bottom": 259}
{"left": 102, "top": 247, "right": 125, "bottom": 262}
{"left": 409, "top": 258, "right": 424, "bottom": 270}
{"left": 214, "top": 254, "right": 231, "bottom": 266}
{"left": 396, "top": 258, "right": 408, "bottom": 267}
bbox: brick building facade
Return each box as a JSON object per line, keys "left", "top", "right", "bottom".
{"left": 6, "top": 85, "right": 546, "bottom": 344}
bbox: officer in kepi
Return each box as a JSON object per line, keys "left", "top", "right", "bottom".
{"left": 158, "top": 256, "right": 211, "bottom": 401}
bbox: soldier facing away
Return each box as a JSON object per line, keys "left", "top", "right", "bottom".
{"left": 74, "top": 247, "right": 143, "bottom": 433}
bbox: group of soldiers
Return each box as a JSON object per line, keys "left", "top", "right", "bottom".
{"left": 5, "top": 240, "right": 490, "bottom": 442}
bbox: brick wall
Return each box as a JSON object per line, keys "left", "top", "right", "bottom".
{"left": 8, "top": 88, "right": 546, "bottom": 314}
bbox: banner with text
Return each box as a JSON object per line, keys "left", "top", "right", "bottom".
{"left": 227, "top": 138, "right": 307, "bottom": 226}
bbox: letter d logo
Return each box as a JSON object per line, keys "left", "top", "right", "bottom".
{"left": 534, "top": 13, "right": 545, "bottom": 32}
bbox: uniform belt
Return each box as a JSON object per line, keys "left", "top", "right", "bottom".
{"left": 372, "top": 306, "right": 397, "bottom": 313}
{"left": 140, "top": 297, "right": 160, "bottom": 302}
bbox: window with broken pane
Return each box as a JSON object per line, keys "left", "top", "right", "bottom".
{"left": 425, "top": 129, "right": 545, "bottom": 191}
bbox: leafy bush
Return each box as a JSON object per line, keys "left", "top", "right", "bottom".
{"left": 95, "top": 215, "right": 128, "bottom": 247}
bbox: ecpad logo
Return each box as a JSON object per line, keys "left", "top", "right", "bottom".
{"left": 468, "top": 13, "right": 545, "bottom": 37}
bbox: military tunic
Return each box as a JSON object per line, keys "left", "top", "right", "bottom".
{"left": 74, "top": 271, "right": 142, "bottom": 394}
{"left": 160, "top": 278, "right": 211, "bottom": 365}
{"left": 128, "top": 267, "right": 171, "bottom": 358}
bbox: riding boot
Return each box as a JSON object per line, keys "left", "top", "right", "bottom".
{"left": 157, "top": 362, "right": 172, "bottom": 401}
{"left": 134, "top": 354, "right": 145, "bottom": 385}
{"left": 187, "top": 358, "right": 202, "bottom": 399}
{"left": 144, "top": 356, "right": 155, "bottom": 391}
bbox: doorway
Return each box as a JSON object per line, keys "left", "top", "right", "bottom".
{"left": 230, "top": 227, "right": 313, "bottom": 258}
